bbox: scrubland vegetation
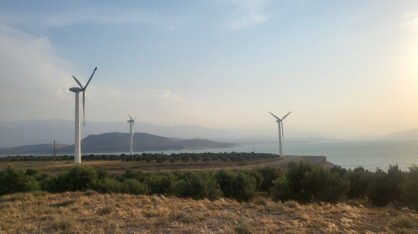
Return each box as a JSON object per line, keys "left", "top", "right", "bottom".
{"left": 0, "top": 159, "right": 417, "bottom": 233}
{"left": 0, "top": 152, "right": 276, "bottom": 162}
{"left": 0, "top": 160, "right": 417, "bottom": 211}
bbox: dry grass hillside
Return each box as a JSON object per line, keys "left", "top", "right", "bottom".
{"left": 0, "top": 192, "right": 417, "bottom": 233}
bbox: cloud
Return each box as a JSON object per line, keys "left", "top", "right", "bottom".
{"left": 151, "top": 89, "right": 188, "bottom": 103}
{"left": 402, "top": 11, "right": 418, "bottom": 32}
{"left": 0, "top": 23, "right": 199, "bottom": 124}
{"left": 224, "top": 0, "right": 271, "bottom": 30}
{"left": 0, "top": 24, "right": 74, "bottom": 120}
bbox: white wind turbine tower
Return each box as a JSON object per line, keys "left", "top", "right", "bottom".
{"left": 269, "top": 111, "right": 291, "bottom": 157}
{"left": 127, "top": 115, "right": 136, "bottom": 157}
{"left": 69, "top": 67, "right": 97, "bottom": 163}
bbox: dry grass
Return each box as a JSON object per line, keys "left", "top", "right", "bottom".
{"left": 0, "top": 192, "right": 416, "bottom": 233}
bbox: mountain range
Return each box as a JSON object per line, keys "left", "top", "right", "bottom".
{"left": 0, "top": 132, "right": 235, "bottom": 155}
{"left": 0, "top": 119, "right": 275, "bottom": 148}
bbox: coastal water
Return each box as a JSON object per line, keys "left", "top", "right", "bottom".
{"left": 155, "top": 140, "right": 418, "bottom": 171}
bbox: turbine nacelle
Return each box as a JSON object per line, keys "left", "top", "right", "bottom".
{"left": 69, "top": 87, "right": 82, "bottom": 92}
{"left": 70, "top": 67, "right": 97, "bottom": 126}
{"left": 269, "top": 111, "right": 291, "bottom": 157}
{"left": 127, "top": 114, "right": 136, "bottom": 123}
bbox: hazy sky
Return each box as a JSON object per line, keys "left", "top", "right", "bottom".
{"left": 0, "top": 0, "right": 417, "bottom": 138}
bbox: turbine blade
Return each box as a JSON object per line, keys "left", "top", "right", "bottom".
{"left": 128, "top": 114, "right": 133, "bottom": 121}
{"left": 269, "top": 112, "right": 281, "bottom": 120}
{"left": 72, "top": 76, "right": 83, "bottom": 88}
{"left": 82, "top": 91, "right": 86, "bottom": 126}
{"left": 83, "top": 67, "right": 97, "bottom": 90}
{"left": 282, "top": 111, "right": 291, "bottom": 120}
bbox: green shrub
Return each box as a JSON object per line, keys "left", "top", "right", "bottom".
{"left": 367, "top": 169, "right": 390, "bottom": 206}
{"left": 347, "top": 167, "right": 373, "bottom": 198}
{"left": 215, "top": 170, "right": 256, "bottom": 201}
{"left": 257, "top": 167, "right": 282, "bottom": 192}
{"left": 52, "top": 166, "right": 99, "bottom": 192}
{"left": 367, "top": 165, "right": 403, "bottom": 207}
{"left": 144, "top": 173, "right": 176, "bottom": 195}
{"left": 233, "top": 173, "right": 256, "bottom": 202}
{"left": 96, "top": 178, "right": 123, "bottom": 193}
{"left": 400, "top": 165, "right": 418, "bottom": 211}
{"left": 96, "top": 169, "right": 110, "bottom": 180}
{"left": 330, "top": 166, "right": 348, "bottom": 177}
{"left": 174, "top": 171, "right": 221, "bottom": 200}
{"left": 300, "top": 167, "right": 349, "bottom": 202}
{"left": 245, "top": 170, "right": 263, "bottom": 191}
{"left": 271, "top": 161, "right": 349, "bottom": 203}
{"left": 271, "top": 175, "right": 291, "bottom": 202}
{"left": 0, "top": 166, "right": 40, "bottom": 195}
{"left": 215, "top": 170, "right": 236, "bottom": 198}
{"left": 121, "top": 179, "right": 148, "bottom": 194}
{"left": 119, "top": 169, "right": 145, "bottom": 182}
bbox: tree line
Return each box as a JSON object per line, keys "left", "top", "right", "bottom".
{"left": 0, "top": 152, "right": 276, "bottom": 162}
{"left": 0, "top": 161, "right": 416, "bottom": 211}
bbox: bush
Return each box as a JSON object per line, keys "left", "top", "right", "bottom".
{"left": 367, "top": 165, "right": 403, "bottom": 207}
{"left": 347, "top": 167, "right": 373, "bottom": 198}
{"left": 400, "top": 165, "right": 418, "bottom": 210}
{"left": 0, "top": 166, "right": 40, "bottom": 195}
{"left": 257, "top": 167, "right": 282, "bottom": 192}
{"left": 215, "top": 170, "right": 256, "bottom": 202}
{"left": 233, "top": 173, "right": 256, "bottom": 201}
{"left": 121, "top": 179, "right": 148, "bottom": 194}
{"left": 144, "top": 173, "right": 176, "bottom": 195}
{"left": 174, "top": 172, "right": 221, "bottom": 200}
{"left": 271, "top": 161, "right": 349, "bottom": 203}
{"left": 215, "top": 170, "right": 236, "bottom": 198}
{"left": 119, "top": 169, "right": 145, "bottom": 182}
{"left": 300, "top": 166, "right": 350, "bottom": 202}
{"left": 96, "top": 178, "right": 123, "bottom": 193}
{"left": 271, "top": 175, "right": 291, "bottom": 202}
{"left": 51, "top": 166, "right": 99, "bottom": 192}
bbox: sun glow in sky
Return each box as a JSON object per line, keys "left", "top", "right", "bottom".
{"left": 0, "top": 0, "right": 417, "bottom": 138}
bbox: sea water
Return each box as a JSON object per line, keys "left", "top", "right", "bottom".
{"left": 156, "top": 140, "right": 418, "bottom": 171}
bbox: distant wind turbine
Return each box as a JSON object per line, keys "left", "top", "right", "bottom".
{"left": 269, "top": 111, "right": 291, "bottom": 157}
{"left": 69, "top": 67, "right": 97, "bottom": 163}
{"left": 127, "top": 114, "right": 136, "bottom": 158}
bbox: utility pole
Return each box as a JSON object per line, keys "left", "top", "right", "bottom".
{"left": 53, "top": 139, "right": 57, "bottom": 160}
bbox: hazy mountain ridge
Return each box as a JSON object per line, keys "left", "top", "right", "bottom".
{"left": 0, "top": 132, "right": 235, "bottom": 155}
{"left": 0, "top": 120, "right": 273, "bottom": 147}
{"left": 0, "top": 119, "right": 339, "bottom": 148}
{"left": 376, "top": 128, "right": 418, "bottom": 140}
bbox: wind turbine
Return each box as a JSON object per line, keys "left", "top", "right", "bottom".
{"left": 69, "top": 67, "right": 97, "bottom": 164}
{"left": 127, "top": 114, "right": 136, "bottom": 158}
{"left": 269, "top": 111, "right": 291, "bottom": 157}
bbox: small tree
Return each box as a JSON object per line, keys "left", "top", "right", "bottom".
{"left": 0, "top": 166, "right": 40, "bottom": 195}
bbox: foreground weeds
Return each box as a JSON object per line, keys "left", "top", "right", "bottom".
{"left": 0, "top": 192, "right": 417, "bottom": 233}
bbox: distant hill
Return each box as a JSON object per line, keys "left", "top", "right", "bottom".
{"left": 378, "top": 128, "right": 418, "bottom": 140}
{"left": 0, "top": 144, "right": 69, "bottom": 155}
{"left": 0, "top": 132, "right": 235, "bottom": 155}
{"left": 0, "top": 119, "right": 274, "bottom": 147}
